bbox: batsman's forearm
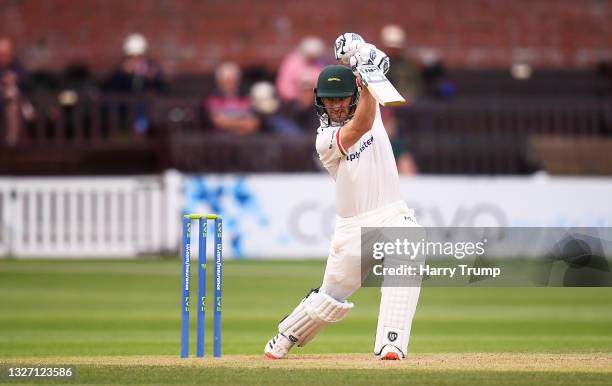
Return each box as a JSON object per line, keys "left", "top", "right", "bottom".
{"left": 339, "top": 87, "right": 377, "bottom": 149}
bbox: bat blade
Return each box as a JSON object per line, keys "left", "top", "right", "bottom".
{"left": 357, "top": 64, "right": 406, "bottom": 106}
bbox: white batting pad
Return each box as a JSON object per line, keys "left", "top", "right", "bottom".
{"left": 279, "top": 290, "right": 354, "bottom": 347}
{"left": 373, "top": 286, "right": 421, "bottom": 357}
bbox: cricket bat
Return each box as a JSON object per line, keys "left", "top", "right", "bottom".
{"left": 357, "top": 64, "right": 406, "bottom": 106}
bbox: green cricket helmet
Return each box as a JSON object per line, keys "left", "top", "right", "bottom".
{"left": 314, "top": 65, "right": 359, "bottom": 127}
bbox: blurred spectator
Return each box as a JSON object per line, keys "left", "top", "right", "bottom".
{"left": 107, "top": 33, "right": 164, "bottom": 136}
{"left": 0, "top": 37, "right": 27, "bottom": 88}
{"left": 381, "top": 108, "right": 418, "bottom": 175}
{"left": 379, "top": 26, "right": 420, "bottom": 174}
{"left": 109, "top": 33, "right": 164, "bottom": 93}
{"left": 250, "top": 81, "right": 301, "bottom": 135}
{"left": 276, "top": 36, "right": 326, "bottom": 103}
{"left": 380, "top": 25, "right": 423, "bottom": 103}
{"left": 283, "top": 69, "right": 320, "bottom": 132}
{"left": 421, "top": 50, "right": 455, "bottom": 99}
{"left": 204, "top": 62, "right": 259, "bottom": 134}
{"left": 396, "top": 153, "right": 419, "bottom": 175}
{"left": 0, "top": 37, "right": 33, "bottom": 146}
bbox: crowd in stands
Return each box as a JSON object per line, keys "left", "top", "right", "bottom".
{"left": 1, "top": 25, "right": 445, "bottom": 174}
{"left": 6, "top": 24, "right": 608, "bottom": 175}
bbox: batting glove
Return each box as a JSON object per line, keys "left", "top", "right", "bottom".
{"left": 349, "top": 44, "right": 390, "bottom": 75}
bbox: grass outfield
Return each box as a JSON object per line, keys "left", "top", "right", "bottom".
{"left": 0, "top": 259, "right": 611, "bottom": 385}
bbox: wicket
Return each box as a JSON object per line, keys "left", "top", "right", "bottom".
{"left": 180, "top": 213, "right": 223, "bottom": 358}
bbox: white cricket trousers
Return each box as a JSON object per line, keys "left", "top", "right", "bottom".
{"left": 320, "top": 200, "right": 420, "bottom": 301}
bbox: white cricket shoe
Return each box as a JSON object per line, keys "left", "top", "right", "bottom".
{"left": 379, "top": 345, "right": 404, "bottom": 360}
{"left": 264, "top": 333, "right": 295, "bottom": 359}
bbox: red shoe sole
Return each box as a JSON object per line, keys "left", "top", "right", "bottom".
{"left": 265, "top": 352, "right": 279, "bottom": 360}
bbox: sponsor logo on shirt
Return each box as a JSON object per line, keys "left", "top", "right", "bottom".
{"left": 346, "top": 135, "right": 374, "bottom": 161}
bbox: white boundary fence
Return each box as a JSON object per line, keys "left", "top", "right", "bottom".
{"left": 2, "top": 172, "right": 611, "bottom": 258}
{"left": 0, "top": 171, "right": 182, "bottom": 257}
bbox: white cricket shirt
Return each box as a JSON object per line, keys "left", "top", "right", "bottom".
{"left": 315, "top": 106, "right": 401, "bottom": 218}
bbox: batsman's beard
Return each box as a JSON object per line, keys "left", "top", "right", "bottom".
{"left": 328, "top": 108, "right": 349, "bottom": 124}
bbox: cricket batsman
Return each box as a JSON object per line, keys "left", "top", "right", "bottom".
{"left": 265, "top": 33, "right": 421, "bottom": 361}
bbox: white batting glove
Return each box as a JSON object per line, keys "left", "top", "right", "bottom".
{"left": 334, "top": 33, "right": 365, "bottom": 64}
{"left": 349, "top": 44, "right": 390, "bottom": 74}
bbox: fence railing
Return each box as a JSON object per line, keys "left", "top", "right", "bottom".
{"left": 0, "top": 171, "right": 182, "bottom": 257}
{"left": 0, "top": 92, "right": 205, "bottom": 146}
{"left": 9, "top": 93, "right": 609, "bottom": 144}
{"left": 396, "top": 98, "right": 612, "bottom": 174}
{"left": 1, "top": 93, "right": 611, "bottom": 174}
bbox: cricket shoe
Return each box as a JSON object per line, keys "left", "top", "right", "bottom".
{"left": 379, "top": 345, "right": 404, "bottom": 360}
{"left": 264, "top": 333, "right": 295, "bottom": 359}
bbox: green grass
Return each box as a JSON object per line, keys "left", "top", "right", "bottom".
{"left": 0, "top": 259, "right": 611, "bottom": 385}
{"left": 0, "top": 367, "right": 611, "bottom": 386}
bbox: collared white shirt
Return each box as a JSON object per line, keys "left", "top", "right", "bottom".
{"left": 315, "top": 106, "right": 401, "bottom": 217}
